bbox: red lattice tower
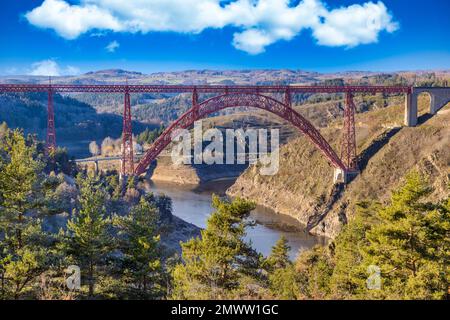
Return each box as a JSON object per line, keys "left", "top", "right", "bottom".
{"left": 46, "top": 89, "right": 56, "bottom": 153}
{"left": 192, "top": 87, "right": 199, "bottom": 119}
{"left": 121, "top": 89, "right": 134, "bottom": 176}
{"left": 341, "top": 92, "right": 358, "bottom": 171}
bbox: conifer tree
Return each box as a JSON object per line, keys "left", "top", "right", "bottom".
{"left": 155, "top": 194, "right": 173, "bottom": 223}
{"left": 114, "top": 196, "right": 162, "bottom": 299}
{"left": 295, "top": 246, "right": 334, "bottom": 299}
{"left": 329, "top": 201, "right": 378, "bottom": 299}
{"left": 265, "top": 236, "right": 299, "bottom": 299}
{"left": 0, "top": 130, "right": 49, "bottom": 299}
{"left": 63, "top": 173, "right": 111, "bottom": 298}
{"left": 266, "top": 236, "right": 291, "bottom": 270}
{"left": 362, "top": 172, "right": 449, "bottom": 299}
{"left": 171, "top": 196, "right": 261, "bottom": 299}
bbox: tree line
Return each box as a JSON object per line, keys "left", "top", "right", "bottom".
{"left": 0, "top": 127, "right": 448, "bottom": 299}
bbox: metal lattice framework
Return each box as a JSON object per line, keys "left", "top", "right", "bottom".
{"left": 341, "top": 92, "right": 358, "bottom": 171}
{"left": 135, "top": 93, "right": 346, "bottom": 175}
{"left": 46, "top": 89, "right": 56, "bottom": 153}
{"left": 121, "top": 90, "right": 134, "bottom": 175}
{"left": 0, "top": 83, "right": 412, "bottom": 177}
{"left": 0, "top": 84, "right": 411, "bottom": 94}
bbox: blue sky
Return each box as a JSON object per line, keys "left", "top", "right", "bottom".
{"left": 0, "top": 0, "right": 449, "bottom": 75}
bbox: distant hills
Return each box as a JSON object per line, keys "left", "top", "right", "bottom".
{"left": 1, "top": 68, "right": 449, "bottom": 86}
{"left": 84, "top": 69, "right": 144, "bottom": 77}
{"left": 0, "top": 69, "right": 448, "bottom": 157}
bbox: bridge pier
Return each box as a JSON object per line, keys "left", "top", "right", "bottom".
{"left": 404, "top": 93, "right": 417, "bottom": 127}
{"left": 121, "top": 89, "right": 134, "bottom": 176}
{"left": 46, "top": 89, "right": 56, "bottom": 152}
{"left": 430, "top": 89, "right": 450, "bottom": 114}
{"left": 334, "top": 168, "right": 345, "bottom": 184}
{"left": 334, "top": 168, "right": 359, "bottom": 184}
{"left": 405, "top": 88, "right": 450, "bottom": 127}
{"left": 93, "top": 159, "right": 99, "bottom": 175}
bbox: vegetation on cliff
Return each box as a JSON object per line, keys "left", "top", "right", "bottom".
{"left": 0, "top": 128, "right": 191, "bottom": 299}
{"left": 287, "top": 172, "right": 449, "bottom": 300}
{"left": 228, "top": 97, "right": 450, "bottom": 238}
{"left": 0, "top": 128, "right": 447, "bottom": 299}
{"left": 173, "top": 172, "right": 448, "bottom": 300}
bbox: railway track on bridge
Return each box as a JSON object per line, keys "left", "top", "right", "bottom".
{"left": 1, "top": 83, "right": 448, "bottom": 182}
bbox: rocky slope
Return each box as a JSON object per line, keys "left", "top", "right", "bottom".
{"left": 227, "top": 99, "right": 450, "bottom": 238}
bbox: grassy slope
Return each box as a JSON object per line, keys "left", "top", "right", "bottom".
{"left": 228, "top": 97, "right": 450, "bottom": 238}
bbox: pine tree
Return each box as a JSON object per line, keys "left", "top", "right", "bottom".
{"left": 63, "top": 173, "right": 111, "bottom": 298}
{"left": 126, "top": 175, "right": 137, "bottom": 191}
{"left": 265, "top": 236, "right": 298, "bottom": 299}
{"left": 295, "top": 246, "right": 334, "bottom": 299}
{"left": 106, "top": 174, "right": 122, "bottom": 201}
{"left": 171, "top": 196, "right": 261, "bottom": 299}
{"left": 268, "top": 265, "right": 298, "bottom": 300}
{"left": 0, "top": 130, "right": 50, "bottom": 299}
{"left": 362, "top": 172, "right": 449, "bottom": 299}
{"left": 155, "top": 193, "right": 173, "bottom": 223}
{"left": 329, "top": 201, "right": 379, "bottom": 299}
{"left": 114, "top": 196, "right": 162, "bottom": 299}
{"left": 266, "top": 236, "right": 291, "bottom": 270}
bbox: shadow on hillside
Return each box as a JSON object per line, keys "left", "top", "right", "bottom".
{"left": 357, "top": 127, "right": 402, "bottom": 172}
{"left": 306, "top": 127, "right": 403, "bottom": 232}
{"left": 417, "top": 113, "right": 434, "bottom": 125}
{"left": 306, "top": 183, "right": 345, "bottom": 233}
{"left": 143, "top": 161, "right": 157, "bottom": 179}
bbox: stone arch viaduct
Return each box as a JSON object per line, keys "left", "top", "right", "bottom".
{"left": 405, "top": 87, "right": 450, "bottom": 126}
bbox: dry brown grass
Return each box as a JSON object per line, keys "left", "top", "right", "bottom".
{"left": 228, "top": 99, "right": 450, "bottom": 238}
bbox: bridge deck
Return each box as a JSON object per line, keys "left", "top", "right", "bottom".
{"left": 0, "top": 84, "right": 412, "bottom": 94}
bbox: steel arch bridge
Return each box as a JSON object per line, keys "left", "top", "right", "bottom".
{"left": 134, "top": 92, "right": 346, "bottom": 175}
{"left": 0, "top": 83, "right": 413, "bottom": 182}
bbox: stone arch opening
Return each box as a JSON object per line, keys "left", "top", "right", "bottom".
{"left": 416, "top": 91, "right": 435, "bottom": 117}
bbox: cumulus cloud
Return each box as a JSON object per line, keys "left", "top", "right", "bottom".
{"left": 313, "top": 2, "right": 399, "bottom": 47}
{"left": 105, "top": 40, "right": 120, "bottom": 52}
{"left": 25, "top": 0, "right": 398, "bottom": 54}
{"left": 28, "top": 59, "right": 80, "bottom": 76}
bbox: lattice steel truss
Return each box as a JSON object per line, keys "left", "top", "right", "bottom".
{"left": 121, "top": 90, "right": 134, "bottom": 176}
{"left": 0, "top": 84, "right": 413, "bottom": 177}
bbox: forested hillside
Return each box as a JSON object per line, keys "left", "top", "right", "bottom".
{"left": 0, "top": 92, "right": 157, "bottom": 157}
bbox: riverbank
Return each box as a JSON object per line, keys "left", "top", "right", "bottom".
{"left": 149, "top": 154, "right": 248, "bottom": 185}
{"left": 143, "top": 179, "right": 326, "bottom": 259}
{"left": 227, "top": 103, "right": 450, "bottom": 239}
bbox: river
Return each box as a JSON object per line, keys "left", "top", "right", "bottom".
{"left": 145, "top": 179, "right": 327, "bottom": 259}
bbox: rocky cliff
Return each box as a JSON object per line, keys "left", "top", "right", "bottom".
{"left": 227, "top": 100, "right": 450, "bottom": 238}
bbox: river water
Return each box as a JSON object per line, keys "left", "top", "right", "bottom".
{"left": 145, "top": 179, "right": 327, "bottom": 259}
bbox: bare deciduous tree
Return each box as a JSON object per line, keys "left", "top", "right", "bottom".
{"left": 89, "top": 141, "right": 100, "bottom": 156}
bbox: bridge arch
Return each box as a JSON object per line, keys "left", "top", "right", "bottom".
{"left": 415, "top": 91, "right": 435, "bottom": 116}
{"left": 406, "top": 87, "right": 450, "bottom": 126}
{"left": 134, "top": 93, "right": 346, "bottom": 175}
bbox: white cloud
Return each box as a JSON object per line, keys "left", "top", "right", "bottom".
{"left": 105, "top": 40, "right": 120, "bottom": 52}
{"left": 313, "top": 2, "right": 399, "bottom": 47}
{"left": 25, "top": 0, "right": 121, "bottom": 40}
{"left": 28, "top": 59, "right": 80, "bottom": 76}
{"left": 232, "top": 29, "right": 274, "bottom": 55}
{"left": 25, "top": 0, "right": 399, "bottom": 54}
